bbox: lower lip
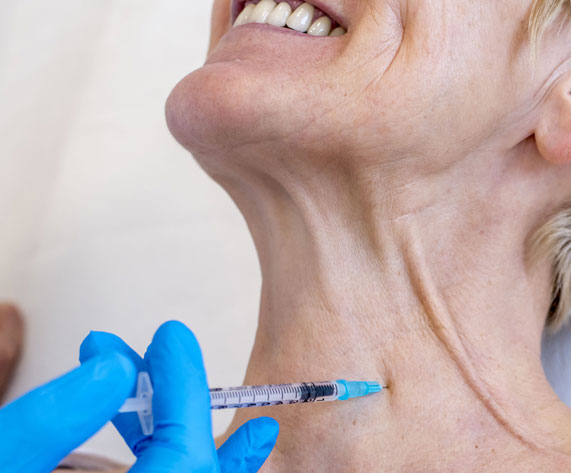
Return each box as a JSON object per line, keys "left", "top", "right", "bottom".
{"left": 225, "top": 22, "right": 342, "bottom": 40}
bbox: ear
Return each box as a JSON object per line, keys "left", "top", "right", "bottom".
{"left": 536, "top": 72, "right": 571, "bottom": 164}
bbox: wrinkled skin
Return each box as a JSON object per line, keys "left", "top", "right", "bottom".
{"left": 165, "top": 0, "right": 571, "bottom": 471}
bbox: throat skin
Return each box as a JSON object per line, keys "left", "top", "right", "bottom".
{"left": 206, "top": 140, "right": 571, "bottom": 472}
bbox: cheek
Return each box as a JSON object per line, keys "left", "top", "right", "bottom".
{"left": 208, "top": 0, "right": 231, "bottom": 56}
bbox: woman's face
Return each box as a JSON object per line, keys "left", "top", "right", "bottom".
{"left": 166, "top": 0, "right": 570, "bottom": 175}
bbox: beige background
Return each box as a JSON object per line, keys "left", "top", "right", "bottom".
{"left": 1, "top": 0, "right": 570, "bottom": 465}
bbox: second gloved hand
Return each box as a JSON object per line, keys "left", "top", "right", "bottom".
{"left": 79, "top": 321, "right": 279, "bottom": 473}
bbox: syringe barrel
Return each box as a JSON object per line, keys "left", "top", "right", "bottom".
{"left": 210, "top": 381, "right": 340, "bottom": 409}
{"left": 119, "top": 375, "right": 382, "bottom": 436}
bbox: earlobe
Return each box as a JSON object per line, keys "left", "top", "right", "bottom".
{"left": 535, "top": 73, "right": 571, "bottom": 165}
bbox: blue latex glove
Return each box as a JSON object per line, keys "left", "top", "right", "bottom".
{"left": 80, "top": 321, "right": 279, "bottom": 473}
{"left": 0, "top": 351, "right": 136, "bottom": 473}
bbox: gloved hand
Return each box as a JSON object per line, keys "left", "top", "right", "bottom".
{"left": 80, "top": 320, "right": 279, "bottom": 473}
{"left": 0, "top": 351, "right": 136, "bottom": 473}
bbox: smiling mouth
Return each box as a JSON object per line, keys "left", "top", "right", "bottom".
{"left": 232, "top": 0, "right": 347, "bottom": 37}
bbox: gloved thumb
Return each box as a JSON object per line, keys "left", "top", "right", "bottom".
{"left": 217, "top": 417, "right": 279, "bottom": 473}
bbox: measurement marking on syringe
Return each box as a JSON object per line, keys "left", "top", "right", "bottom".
{"left": 207, "top": 380, "right": 380, "bottom": 409}
{"left": 122, "top": 376, "right": 382, "bottom": 437}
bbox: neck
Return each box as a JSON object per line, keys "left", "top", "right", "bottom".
{"left": 209, "top": 139, "right": 571, "bottom": 471}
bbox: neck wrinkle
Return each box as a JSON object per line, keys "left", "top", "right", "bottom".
{"left": 215, "top": 148, "right": 571, "bottom": 470}
{"left": 402, "top": 221, "right": 558, "bottom": 455}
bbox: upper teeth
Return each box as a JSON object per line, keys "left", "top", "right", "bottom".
{"left": 234, "top": 1, "right": 346, "bottom": 37}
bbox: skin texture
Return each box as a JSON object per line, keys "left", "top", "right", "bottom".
{"left": 164, "top": 0, "right": 571, "bottom": 471}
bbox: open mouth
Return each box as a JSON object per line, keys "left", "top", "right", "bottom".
{"left": 232, "top": 0, "right": 347, "bottom": 37}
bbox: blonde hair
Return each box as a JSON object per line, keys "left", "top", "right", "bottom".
{"left": 530, "top": 205, "right": 571, "bottom": 333}
{"left": 529, "top": 0, "right": 571, "bottom": 64}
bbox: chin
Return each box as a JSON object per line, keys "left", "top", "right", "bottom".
{"left": 165, "top": 26, "right": 349, "bottom": 165}
{"left": 166, "top": 65, "right": 294, "bottom": 159}
{"left": 166, "top": 64, "right": 253, "bottom": 157}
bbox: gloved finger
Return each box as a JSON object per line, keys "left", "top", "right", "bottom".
{"left": 130, "top": 320, "right": 219, "bottom": 473}
{"left": 218, "top": 417, "right": 279, "bottom": 473}
{"left": 80, "top": 331, "right": 148, "bottom": 372}
{"left": 0, "top": 352, "right": 135, "bottom": 473}
{"left": 79, "top": 331, "right": 151, "bottom": 454}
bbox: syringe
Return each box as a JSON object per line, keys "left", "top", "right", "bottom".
{"left": 119, "top": 372, "right": 384, "bottom": 435}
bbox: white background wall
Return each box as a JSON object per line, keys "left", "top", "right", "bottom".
{"left": 1, "top": 0, "right": 570, "bottom": 465}
{"left": 0, "top": 0, "right": 261, "bottom": 463}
